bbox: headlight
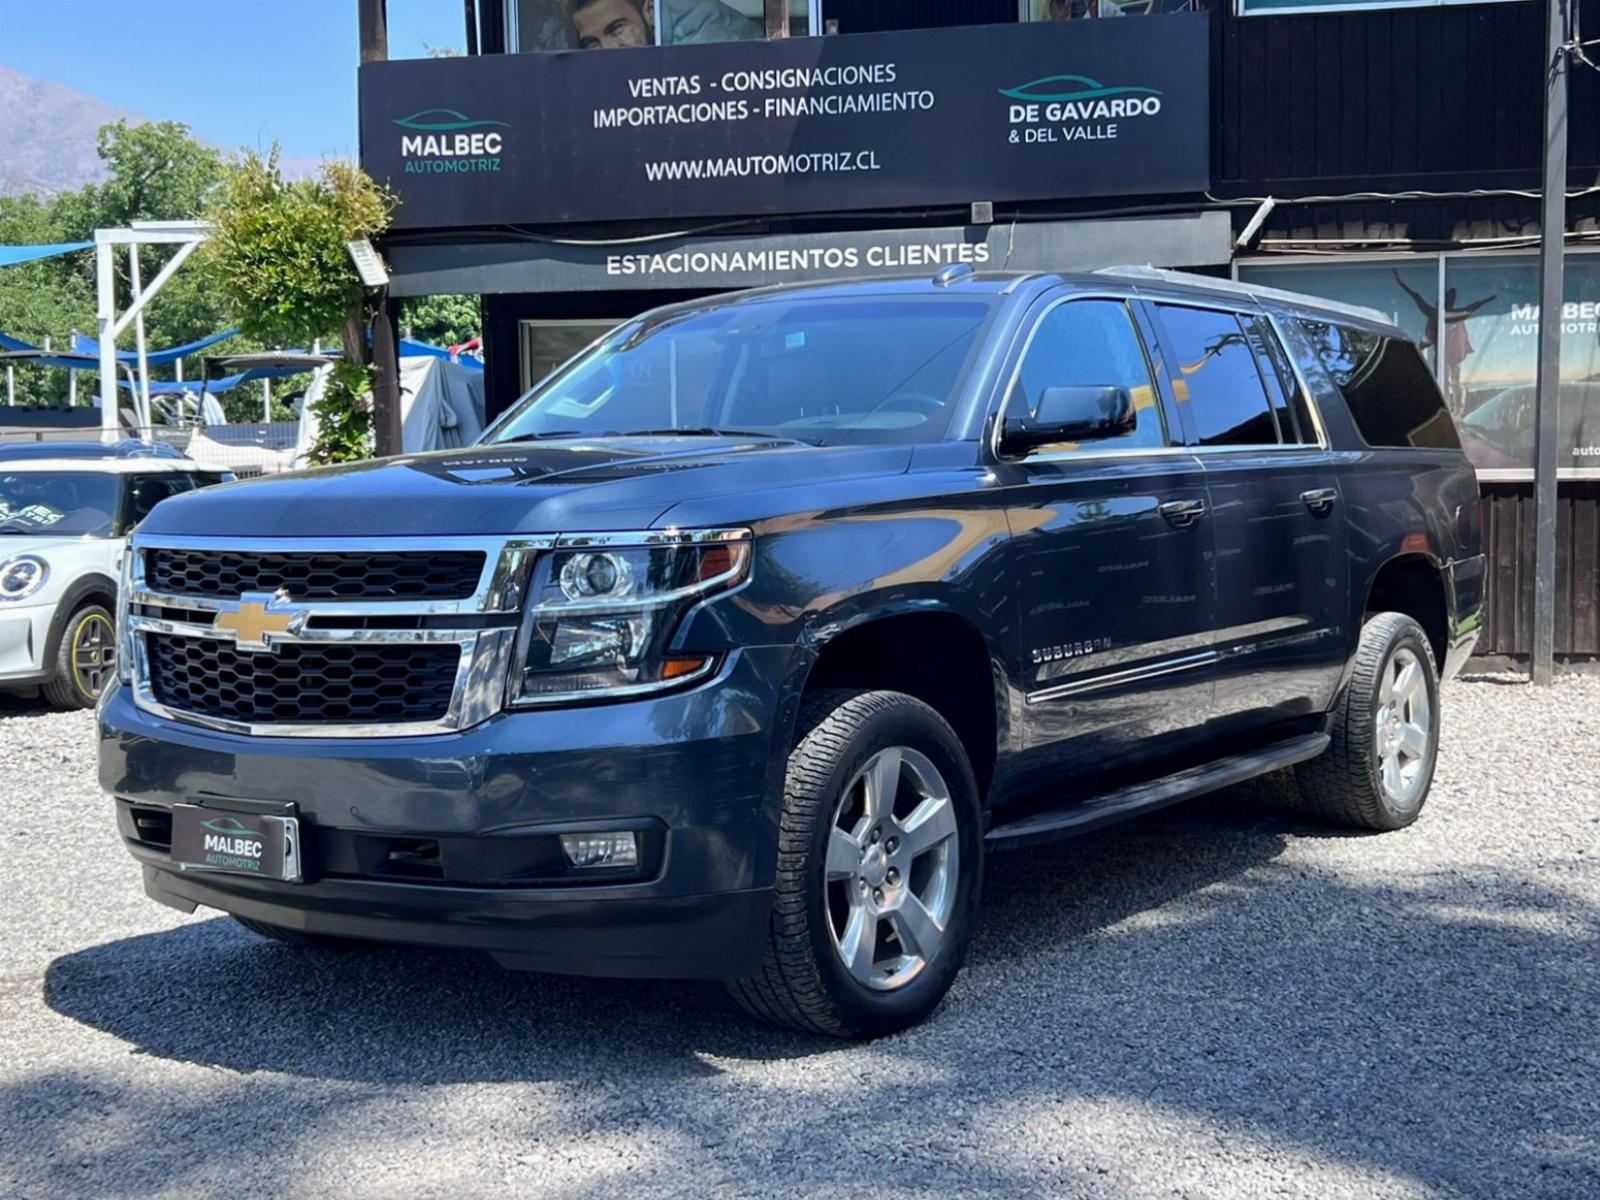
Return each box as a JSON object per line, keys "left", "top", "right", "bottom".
{"left": 509, "top": 529, "right": 750, "bottom": 705}
{"left": 0, "top": 554, "right": 48, "bottom": 602}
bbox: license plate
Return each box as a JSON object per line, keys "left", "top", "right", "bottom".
{"left": 169, "top": 805, "right": 302, "bottom": 883}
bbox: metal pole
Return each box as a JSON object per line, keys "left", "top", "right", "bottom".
{"left": 372, "top": 289, "right": 405, "bottom": 457}
{"left": 764, "top": 0, "right": 790, "bottom": 38}
{"left": 1530, "top": 0, "right": 1570, "bottom": 686}
{"left": 263, "top": 377, "right": 273, "bottom": 423}
{"left": 95, "top": 240, "right": 119, "bottom": 443}
{"left": 5, "top": 365, "right": 12, "bottom": 407}
{"left": 129, "top": 243, "right": 153, "bottom": 430}
{"left": 69, "top": 331, "right": 78, "bottom": 407}
{"left": 359, "top": 0, "right": 389, "bottom": 62}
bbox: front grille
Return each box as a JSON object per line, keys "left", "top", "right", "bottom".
{"left": 146, "top": 634, "right": 461, "bottom": 725}
{"left": 144, "top": 548, "right": 486, "bottom": 602}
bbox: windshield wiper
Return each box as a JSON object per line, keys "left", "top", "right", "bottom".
{"left": 616, "top": 427, "right": 813, "bottom": 443}
{"left": 493, "top": 427, "right": 814, "bottom": 446}
{"left": 493, "top": 430, "right": 588, "bottom": 444}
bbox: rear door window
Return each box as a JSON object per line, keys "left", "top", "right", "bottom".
{"left": 1298, "top": 321, "right": 1460, "bottom": 450}
{"left": 1154, "top": 305, "right": 1281, "bottom": 446}
{"left": 1242, "top": 315, "right": 1319, "bottom": 445}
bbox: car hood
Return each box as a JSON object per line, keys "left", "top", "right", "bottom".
{"left": 0, "top": 533, "right": 116, "bottom": 560}
{"left": 136, "top": 436, "right": 916, "bottom": 539}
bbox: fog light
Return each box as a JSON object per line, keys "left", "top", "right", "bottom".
{"left": 560, "top": 831, "right": 639, "bottom": 869}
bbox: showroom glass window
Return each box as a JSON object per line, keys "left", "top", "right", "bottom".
{"left": 1238, "top": 252, "right": 1600, "bottom": 474}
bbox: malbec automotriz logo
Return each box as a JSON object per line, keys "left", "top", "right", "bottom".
{"left": 393, "top": 108, "right": 507, "bottom": 175}
{"left": 1001, "top": 74, "right": 1164, "bottom": 144}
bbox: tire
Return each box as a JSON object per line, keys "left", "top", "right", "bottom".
{"left": 1296, "top": 611, "right": 1441, "bottom": 831}
{"left": 727, "top": 689, "right": 984, "bottom": 1038}
{"left": 42, "top": 603, "right": 116, "bottom": 710}
{"left": 232, "top": 916, "right": 359, "bottom": 950}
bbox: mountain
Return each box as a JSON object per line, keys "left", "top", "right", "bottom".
{"left": 0, "top": 66, "right": 149, "bottom": 197}
{"left": 0, "top": 66, "right": 332, "bottom": 199}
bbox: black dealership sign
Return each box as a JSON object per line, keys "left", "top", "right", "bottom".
{"left": 359, "top": 15, "right": 1209, "bottom": 230}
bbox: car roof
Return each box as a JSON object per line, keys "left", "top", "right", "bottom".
{"left": 638, "top": 264, "right": 1406, "bottom": 340}
{"left": 0, "top": 438, "right": 189, "bottom": 462}
{"left": 0, "top": 454, "right": 202, "bottom": 474}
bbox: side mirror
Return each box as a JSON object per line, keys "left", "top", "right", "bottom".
{"left": 1000, "top": 385, "right": 1135, "bottom": 454}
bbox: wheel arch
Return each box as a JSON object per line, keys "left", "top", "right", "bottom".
{"left": 44, "top": 572, "right": 118, "bottom": 671}
{"left": 793, "top": 598, "right": 1006, "bottom": 802}
{"left": 1362, "top": 553, "right": 1449, "bottom": 669}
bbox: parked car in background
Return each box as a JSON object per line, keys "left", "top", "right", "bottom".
{"left": 101, "top": 267, "right": 1483, "bottom": 1037}
{"left": 0, "top": 441, "right": 228, "bottom": 708}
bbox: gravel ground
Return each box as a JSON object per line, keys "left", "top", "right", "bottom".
{"left": 2, "top": 676, "right": 1597, "bottom": 1200}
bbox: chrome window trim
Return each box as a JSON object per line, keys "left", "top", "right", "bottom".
{"left": 1261, "top": 310, "right": 1333, "bottom": 450}
{"left": 1145, "top": 297, "right": 1334, "bottom": 453}
{"left": 987, "top": 290, "right": 1176, "bottom": 467}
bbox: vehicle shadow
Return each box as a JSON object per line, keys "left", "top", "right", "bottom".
{"left": 37, "top": 778, "right": 1303, "bottom": 1088}
{"left": 26, "top": 770, "right": 1600, "bottom": 1198}
{"left": 0, "top": 691, "right": 66, "bottom": 718}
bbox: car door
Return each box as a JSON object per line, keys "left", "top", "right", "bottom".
{"left": 1144, "top": 301, "right": 1350, "bottom": 730}
{"left": 990, "top": 294, "right": 1217, "bottom": 789}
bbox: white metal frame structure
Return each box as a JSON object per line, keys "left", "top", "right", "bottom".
{"left": 94, "top": 220, "right": 210, "bottom": 443}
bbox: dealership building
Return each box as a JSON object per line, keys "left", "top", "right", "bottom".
{"left": 359, "top": 0, "right": 1600, "bottom": 662}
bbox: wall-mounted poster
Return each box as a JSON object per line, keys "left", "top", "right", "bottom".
{"left": 511, "top": 0, "right": 812, "bottom": 52}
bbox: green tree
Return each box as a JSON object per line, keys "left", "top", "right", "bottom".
{"left": 0, "top": 120, "right": 242, "bottom": 409}
{"left": 402, "top": 293, "right": 480, "bottom": 347}
{"left": 203, "top": 148, "right": 394, "bottom": 462}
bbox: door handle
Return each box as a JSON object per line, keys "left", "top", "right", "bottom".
{"left": 1158, "top": 498, "right": 1206, "bottom": 528}
{"left": 1301, "top": 487, "right": 1338, "bottom": 514}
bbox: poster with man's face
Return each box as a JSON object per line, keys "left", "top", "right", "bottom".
{"left": 515, "top": 0, "right": 806, "bottom": 52}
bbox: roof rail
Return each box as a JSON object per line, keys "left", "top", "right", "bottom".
{"left": 1093, "top": 264, "right": 1391, "bottom": 328}
{"left": 932, "top": 263, "right": 976, "bottom": 287}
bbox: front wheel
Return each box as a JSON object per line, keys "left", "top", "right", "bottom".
{"left": 42, "top": 603, "right": 116, "bottom": 710}
{"left": 727, "top": 689, "right": 983, "bottom": 1038}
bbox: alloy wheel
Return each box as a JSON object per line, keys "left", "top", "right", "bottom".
{"left": 825, "top": 746, "right": 960, "bottom": 991}
{"left": 72, "top": 612, "right": 117, "bottom": 701}
{"left": 1374, "top": 646, "right": 1431, "bottom": 806}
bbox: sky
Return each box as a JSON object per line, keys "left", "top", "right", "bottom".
{"left": 0, "top": 0, "right": 464, "bottom": 162}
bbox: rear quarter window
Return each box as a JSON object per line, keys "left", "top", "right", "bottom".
{"left": 1298, "top": 320, "right": 1460, "bottom": 450}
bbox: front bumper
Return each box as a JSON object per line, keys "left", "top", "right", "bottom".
{"left": 99, "top": 644, "right": 805, "bottom": 978}
{"left": 0, "top": 600, "right": 53, "bottom": 684}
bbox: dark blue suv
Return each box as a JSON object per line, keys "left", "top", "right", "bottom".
{"left": 100, "top": 267, "right": 1484, "bottom": 1037}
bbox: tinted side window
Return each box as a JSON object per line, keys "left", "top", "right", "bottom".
{"left": 1242, "top": 315, "right": 1319, "bottom": 444}
{"left": 1156, "top": 305, "right": 1280, "bottom": 446}
{"left": 1299, "top": 321, "right": 1460, "bottom": 450}
{"left": 1011, "top": 299, "right": 1165, "bottom": 450}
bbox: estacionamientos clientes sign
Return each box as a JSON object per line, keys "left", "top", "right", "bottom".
{"left": 358, "top": 15, "right": 1210, "bottom": 230}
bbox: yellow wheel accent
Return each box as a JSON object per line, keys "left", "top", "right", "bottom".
{"left": 71, "top": 611, "right": 117, "bottom": 701}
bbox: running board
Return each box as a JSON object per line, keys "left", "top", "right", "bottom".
{"left": 985, "top": 732, "right": 1330, "bottom": 852}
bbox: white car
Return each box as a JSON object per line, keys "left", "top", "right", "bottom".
{"left": 0, "top": 442, "right": 228, "bottom": 709}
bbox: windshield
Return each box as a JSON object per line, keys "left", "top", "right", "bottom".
{"left": 484, "top": 295, "right": 996, "bottom": 447}
{"left": 0, "top": 471, "right": 121, "bottom": 538}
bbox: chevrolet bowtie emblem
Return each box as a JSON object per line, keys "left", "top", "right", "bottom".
{"left": 215, "top": 590, "right": 307, "bottom": 652}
